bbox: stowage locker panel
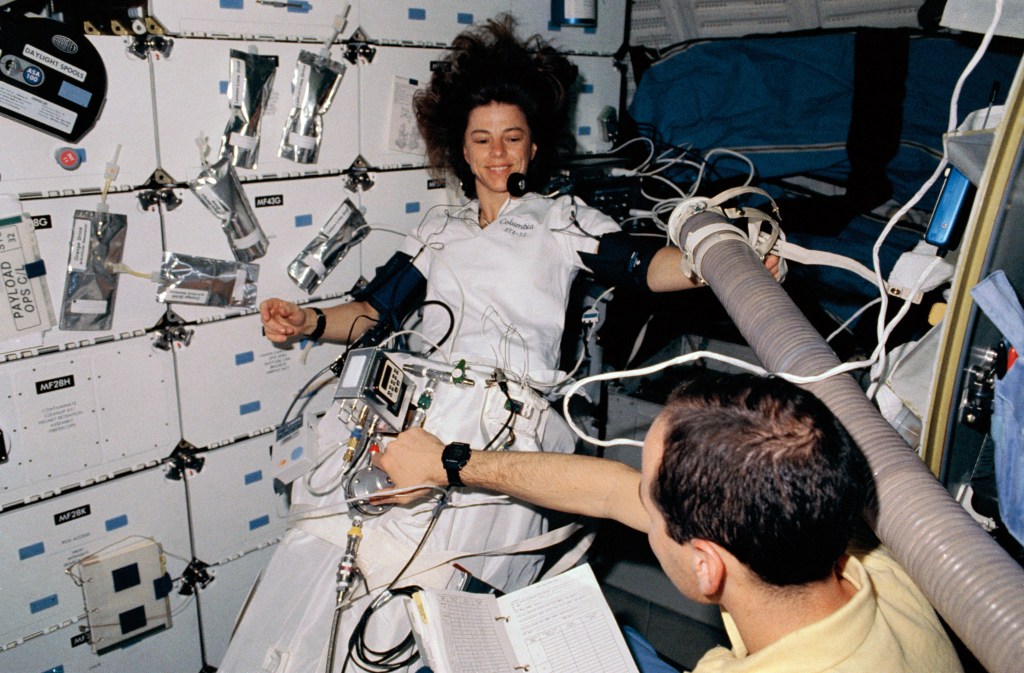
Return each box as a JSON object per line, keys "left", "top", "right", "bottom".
{"left": 185, "top": 434, "right": 289, "bottom": 564}
{"left": 0, "top": 466, "right": 191, "bottom": 645}
{"left": 0, "top": 34, "right": 157, "bottom": 197}
{"left": 150, "top": 38, "right": 360, "bottom": 184}
{"left": 173, "top": 308, "right": 341, "bottom": 449}
{"left": 2, "top": 192, "right": 166, "bottom": 356}
{"left": 162, "top": 173, "right": 378, "bottom": 322}
{"left": 0, "top": 334, "right": 178, "bottom": 510}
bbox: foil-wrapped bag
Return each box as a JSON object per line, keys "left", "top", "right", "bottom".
{"left": 287, "top": 198, "right": 368, "bottom": 293}
{"left": 190, "top": 155, "right": 269, "bottom": 262}
{"left": 59, "top": 209, "right": 126, "bottom": 331}
{"left": 219, "top": 48, "right": 278, "bottom": 169}
{"left": 157, "top": 251, "right": 259, "bottom": 308}
{"left": 279, "top": 50, "right": 346, "bottom": 164}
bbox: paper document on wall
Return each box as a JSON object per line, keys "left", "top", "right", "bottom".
{"left": 407, "top": 563, "right": 640, "bottom": 673}
{"left": 0, "top": 196, "right": 55, "bottom": 341}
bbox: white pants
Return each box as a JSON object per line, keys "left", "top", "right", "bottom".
{"left": 218, "top": 353, "right": 576, "bottom": 673}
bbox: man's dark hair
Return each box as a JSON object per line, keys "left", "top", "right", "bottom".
{"left": 412, "top": 14, "right": 579, "bottom": 198}
{"left": 652, "top": 369, "right": 873, "bottom": 587}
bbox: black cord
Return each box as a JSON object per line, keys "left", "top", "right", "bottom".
{"left": 343, "top": 496, "right": 448, "bottom": 672}
{"left": 273, "top": 360, "right": 338, "bottom": 456}
{"left": 398, "top": 299, "right": 455, "bottom": 356}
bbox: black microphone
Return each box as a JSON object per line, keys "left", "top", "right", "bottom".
{"left": 507, "top": 173, "right": 528, "bottom": 197}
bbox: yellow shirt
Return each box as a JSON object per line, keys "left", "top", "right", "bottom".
{"left": 694, "top": 547, "right": 964, "bottom": 673}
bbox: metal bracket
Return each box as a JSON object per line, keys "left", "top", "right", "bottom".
{"left": 126, "top": 33, "right": 174, "bottom": 60}
{"left": 960, "top": 340, "right": 1007, "bottom": 431}
{"left": 137, "top": 167, "right": 183, "bottom": 212}
{"left": 178, "top": 558, "right": 214, "bottom": 595}
{"left": 152, "top": 310, "right": 195, "bottom": 351}
{"left": 344, "top": 155, "right": 375, "bottom": 193}
{"left": 165, "top": 441, "right": 205, "bottom": 481}
{"left": 343, "top": 28, "right": 377, "bottom": 65}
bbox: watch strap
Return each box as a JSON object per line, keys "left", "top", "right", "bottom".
{"left": 442, "top": 442, "right": 471, "bottom": 488}
{"left": 307, "top": 307, "right": 326, "bottom": 342}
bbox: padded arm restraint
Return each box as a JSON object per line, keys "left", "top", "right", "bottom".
{"left": 349, "top": 251, "right": 427, "bottom": 341}
{"left": 577, "top": 231, "right": 664, "bottom": 294}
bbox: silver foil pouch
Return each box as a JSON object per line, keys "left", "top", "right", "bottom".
{"left": 59, "top": 209, "right": 127, "bottom": 331}
{"left": 279, "top": 50, "right": 346, "bottom": 164}
{"left": 190, "top": 156, "right": 269, "bottom": 262}
{"left": 219, "top": 48, "right": 279, "bottom": 169}
{"left": 287, "top": 198, "right": 368, "bottom": 293}
{"left": 157, "top": 251, "right": 259, "bottom": 308}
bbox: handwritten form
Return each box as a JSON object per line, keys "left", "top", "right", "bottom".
{"left": 500, "top": 565, "right": 641, "bottom": 673}
{"left": 432, "top": 591, "right": 519, "bottom": 673}
{"left": 409, "top": 564, "right": 639, "bottom": 673}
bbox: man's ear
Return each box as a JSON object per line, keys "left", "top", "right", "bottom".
{"left": 690, "top": 539, "right": 726, "bottom": 599}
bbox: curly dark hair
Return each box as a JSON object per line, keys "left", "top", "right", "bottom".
{"left": 412, "top": 14, "right": 579, "bottom": 198}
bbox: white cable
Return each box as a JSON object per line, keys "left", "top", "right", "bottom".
{"left": 867, "top": 0, "right": 1001, "bottom": 390}
{"left": 826, "top": 297, "right": 882, "bottom": 343}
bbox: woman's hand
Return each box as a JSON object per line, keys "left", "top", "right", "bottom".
{"left": 260, "top": 298, "right": 310, "bottom": 343}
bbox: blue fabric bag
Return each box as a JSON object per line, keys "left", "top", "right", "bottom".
{"left": 971, "top": 270, "right": 1024, "bottom": 545}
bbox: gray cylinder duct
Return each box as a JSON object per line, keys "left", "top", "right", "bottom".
{"left": 677, "top": 210, "right": 1024, "bottom": 673}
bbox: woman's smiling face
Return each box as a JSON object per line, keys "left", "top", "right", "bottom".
{"left": 463, "top": 101, "right": 537, "bottom": 201}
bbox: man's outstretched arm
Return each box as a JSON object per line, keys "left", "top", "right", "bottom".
{"left": 375, "top": 427, "right": 649, "bottom": 533}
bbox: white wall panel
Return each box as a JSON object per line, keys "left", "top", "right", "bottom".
{"left": 572, "top": 54, "right": 620, "bottom": 155}
{"left": 174, "top": 309, "right": 340, "bottom": 447}
{"left": 354, "top": 0, "right": 509, "bottom": 45}
{"left": 163, "top": 174, "right": 376, "bottom": 321}
{"left": 0, "top": 335, "right": 179, "bottom": 510}
{"left": 151, "top": 38, "right": 360, "bottom": 183}
{"left": 187, "top": 435, "right": 288, "bottom": 563}
{"left": 197, "top": 545, "right": 276, "bottom": 669}
{"left": 0, "top": 36, "right": 158, "bottom": 197}
{"left": 0, "top": 601, "right": 201, "bottom": 673}
{"left": 0, "top": 468, "right": 190, "bottom": 644}
{"left": 152, "top": 0, "right": 356, "bottom": 41}
{"left": 355, "top": 44, "right": 435, "bottom": 170}
{"left": 512, "top": 0, "right": 627, "bottom": 55}
{"left": 356, "top": 167, "right": 461, "bottom": 242}
{"left": 0, "top": 192, "right": 167, "bottom": 356}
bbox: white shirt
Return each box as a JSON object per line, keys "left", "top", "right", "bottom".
{"left": 400, "top": 193, "right": 620, "bottom": 379}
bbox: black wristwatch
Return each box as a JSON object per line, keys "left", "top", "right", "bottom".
{"left": 442, "top": 442, "right": 472, "bottom": 488}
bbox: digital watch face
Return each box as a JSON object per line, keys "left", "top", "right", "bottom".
{"left": 0, "top": 15, "right": 107, "bottom": 142}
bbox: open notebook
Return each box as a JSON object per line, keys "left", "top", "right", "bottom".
{"left": 406, "top": 563, "right": 640, "bottom": 673}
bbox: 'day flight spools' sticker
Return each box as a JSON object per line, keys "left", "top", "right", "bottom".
{"left": 0, "top": 14, "right": 107, "bottom": 142}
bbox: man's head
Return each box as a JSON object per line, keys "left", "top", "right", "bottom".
{"left": 640, "top": 369, "right": 872, "bottom": 591}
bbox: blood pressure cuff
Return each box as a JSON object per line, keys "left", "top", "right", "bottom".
{"left": 349, "top": 251, "right": 427, "bottom": 330}
{"left": 578, "top": 231, "right": 663, "bottom": 294}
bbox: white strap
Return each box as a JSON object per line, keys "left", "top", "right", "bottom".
{"left": 774, "top": 239, "right": 881, "bottom": 287}
{"left": 295, "top": 510, "right": 585, "bottom": 594}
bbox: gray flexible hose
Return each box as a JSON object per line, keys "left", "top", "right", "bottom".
{"left": 679, "top": 212, "right": 1024, "bottom": 673}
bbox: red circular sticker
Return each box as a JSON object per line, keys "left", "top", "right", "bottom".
{"left": 56, "top": 147, "right": 82, "bottom": 170}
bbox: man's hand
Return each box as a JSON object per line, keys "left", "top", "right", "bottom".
{"left": 764, "top": 254, "right": 782, "bottom": 280}
{"left": 371, "top": 427, "right": 447, "bottom": 504}
{"left": 260, "top": 298, "right": 310, "bottom": 343}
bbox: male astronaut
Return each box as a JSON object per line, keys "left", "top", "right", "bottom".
{"left": 376, "top": 369, "right": 965, "bottom": 672}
